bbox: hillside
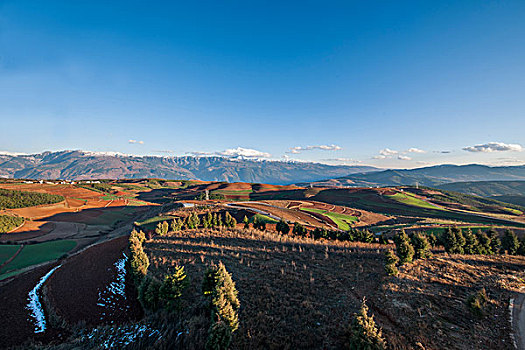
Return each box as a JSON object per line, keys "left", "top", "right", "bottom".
{"left": 0, "top": 150, "right": 376, "bottom": 184}
{"left": 301, "top": 164, "right": 525, "bottom": 188}
{"left": 437, "top": 180, "right": 525, "bottom": 197}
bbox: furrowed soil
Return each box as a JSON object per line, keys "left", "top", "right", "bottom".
{"left": 144, "top": 227, "right": 525, "bottom": 350}
{"left": 145, "top": 228, "right": 388, "bottom": 349}
{"left": 45, "top": 236, "right": 143, "bottom": 328}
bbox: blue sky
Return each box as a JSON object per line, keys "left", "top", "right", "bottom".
{"left": 0, "top": 1, "right": 524, "bottom": 168}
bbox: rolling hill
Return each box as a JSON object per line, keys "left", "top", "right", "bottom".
{"left": 437, "top": 180, "right": 525, "bottom": 197}
{"left": 0, "top": 150, "right": 376, "bottom": 184}
{"left": 301, "top": 164, "right": 525, "bottom": 188}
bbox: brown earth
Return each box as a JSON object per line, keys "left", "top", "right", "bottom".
{"left": 0, "top": 262, "right": 66, "bottom": 349}
{"left": 144, "top": 227, "right": 525, "bottom": 350}
{"left": 45, "top": 236, "right": 143, "bottom": 327}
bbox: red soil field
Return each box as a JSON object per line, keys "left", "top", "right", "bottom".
{"left": 45, "top": 236, "right": 143, "bottom": 327}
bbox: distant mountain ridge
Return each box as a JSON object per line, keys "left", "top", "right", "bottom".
{"left": 0, "top": 150, "right": 376, "bottom": 184}
{"left": 301, "top": 164, "right": 525, "bottom": 188}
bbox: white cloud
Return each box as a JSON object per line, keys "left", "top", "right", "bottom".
{"left": 397, "top": 155, "right": 412, "bottom": 160}
{"left": 463, "top": 142, "right": 523, "bottom": 153}
{"left": 289, "top": 144, "right": 342, "bottom": 154}
{"left": 129, "top": 140, "right": 144, "bottom": 144}
{"left": 218, "top": 147, "right": 271, "bottom": 158}
{"left": 187, "top": 147, "right": 271, "bottom": 159}
{"left": 407, "top": 148, "right": 425, "bottom": 153}
{"left": 372, "top": 155, "right": 387, "bottom": 160}
{"left": 379, "top": 148, "right": 398, "bottom": 156}
{"left": 0, "top": 150, "right": 27, "bottom": 156}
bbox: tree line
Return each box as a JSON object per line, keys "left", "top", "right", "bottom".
{"left": 128, "top": 228, "right": 240, "bottom": 350}
{"left": 0, "top": 189, "right": 64, "bottom": 209}
{"left": 385, "top": 227, "right": 525, "bottom": 276}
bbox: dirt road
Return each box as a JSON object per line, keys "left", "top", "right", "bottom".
{"left": 514, "top": 292, "right": 525, "bottom": 349}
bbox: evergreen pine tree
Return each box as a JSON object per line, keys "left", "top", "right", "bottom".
{"left": 394, "top": 231, "right": 414, "bottom": 264}
{"left": 160, "top": 265, "right": 189, "bottom": 311}
{"left": 463, "top": 228, "right": 480, "bottom": 254}
{"left": 243, "top": 215, "right": 249, "bottom": 229}
{"left": 384, "top": 250, "right": 399, "bottom": 276}
{"left": 410, "top": 232, "right": 432, "bottom": 260}
{"left": 475, "top": 230, "right": 492, "bottom": 255}
{"left": 348, "top": 299, "right": 386, "bottom": 350}
{"left": 488, "top": 229, "right": 501, "bottom": 254}
{"left": 502, "top": 229, "right": 519, "bottom": 255}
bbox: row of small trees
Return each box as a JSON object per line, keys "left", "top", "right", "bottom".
{"left": 129, "top": 228, "right": 240, "bottom": 349}
{"left": 441, "top": 227, "right": 525, "bottom": 256}
{"left": 385, "top": 231, "right": 432, "bottom": 276}
{"left": 155, "top": 212, "right": 238, "bottom": 235}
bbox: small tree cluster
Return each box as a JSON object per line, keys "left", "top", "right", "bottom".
{"left": 441, "top": 226, "right": 524, "bottom": 256}
{"left": 170, "top": 217, "right": 184, "bottom": 232}
{"left": 293, "top": 222, "right": 307, "bottom": 236}
{"left": 185, "top": 212, "right": 201, "bottom": 229}
{"left": 128, "top": 229, "right": 149, "bottom": 282}
{"left": 276, "top": 219, "right": 290, "bottom": 234}
{"left": 155, "top": 221, "right": 169, "bottom": 236}
{"left": 311, "top": 227, "right": 375, "bottom": 243}
{"left": 223, "top": 212, "right": 237, "bottom": 228}
{"left": 203, "top": 262, "right": 240, "bottom": 350}
{"left": 252, "top": 216, "right": 266, "bottom": 231}
{"left": 348, "top": 299, "right": 386, "bottom": 350}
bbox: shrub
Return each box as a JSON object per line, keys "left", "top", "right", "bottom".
{"left": 276, "top": 219, "right": 290, "bottom": 235}
{"left": 206, "top": 320, "right": 232, "bottom": 350}
{"left": 243, "top": 216, "right": 249, "bottom": 229}
{"left": 348, "top": 299, "right": 386, "bottom": 350}
{"left": 466, "top": 288, "right": 488, "bottom": 318}
{"left": 293, "top": 222, "right": 307, "bottom": 236}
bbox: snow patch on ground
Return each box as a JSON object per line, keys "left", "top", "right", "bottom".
{"left": 84, "top": 324, "right": 161, "bottom": 348}
{"left": 96, "top": 253, "right": 129, "bottom": 322}
{"left": 26, "top": 265, "right": 61, "bottom": 333}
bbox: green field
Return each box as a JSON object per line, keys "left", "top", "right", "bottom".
{"left": 0, "top": 245, "right": 21, "bottom": 265}
{"left": 387, "top": 192, "right": 442, "bottom": 210}
{"left": 135, "top": 215, "right": 179, "bottom": 229}
{"left": 0, "top": 240, "right": 76, "bottom": 279}
{"left": 300, "top": 207, "right": 358, "bottom": 230}
{"left": 250, "top": 213, "right": 278, "bottom": 224}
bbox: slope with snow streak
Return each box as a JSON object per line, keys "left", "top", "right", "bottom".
{"left": 26, "top": 265, "right": 61, "bottom": 333}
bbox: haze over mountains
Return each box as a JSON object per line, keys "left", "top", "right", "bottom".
{"left": 0, "top": 150, "right": 375, "bottom": 184}
{"left": 305, "top": 164, "right": 525, "bottom": 188}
